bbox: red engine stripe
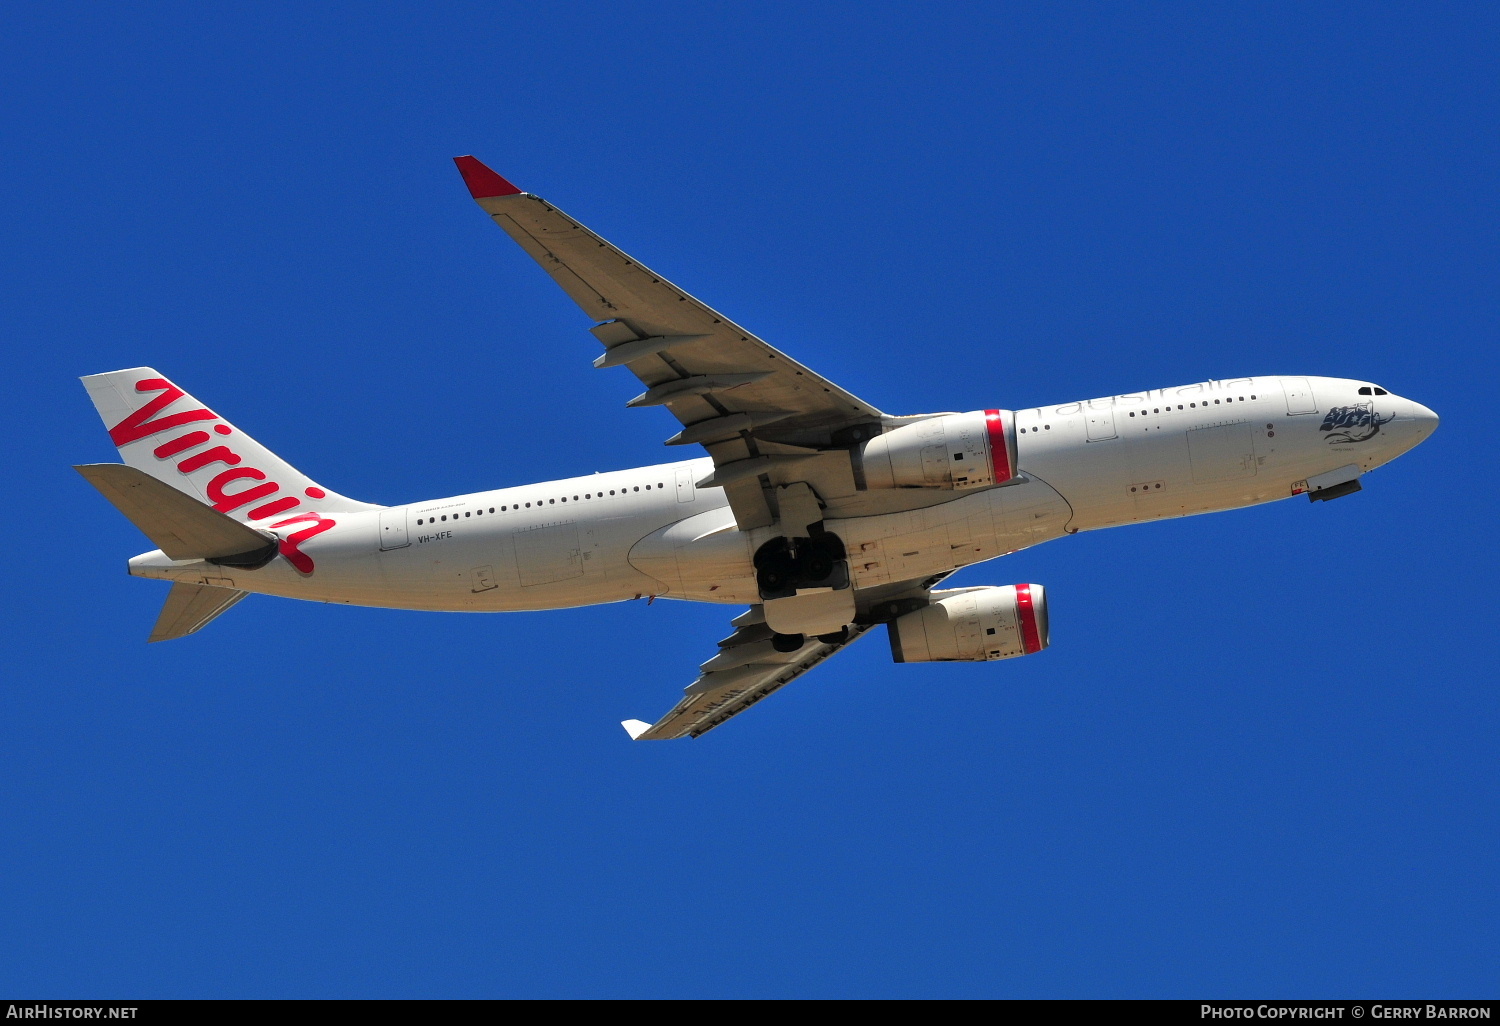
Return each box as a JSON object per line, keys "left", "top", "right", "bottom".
{"left": 985, "top": 409, "right": 1012, "bottom": 483}
{"left": 1015, "top": 583, "right": 1042, "bottom": 654}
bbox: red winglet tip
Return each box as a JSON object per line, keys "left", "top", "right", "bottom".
{"left": 452, "top": 155, "right": 521, "bottom": 198}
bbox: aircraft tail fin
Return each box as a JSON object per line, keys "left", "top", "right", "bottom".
{"left": 149, "top": 582, "right": 248, "bottom": 643}
{"left": 79, "top": 367, "right": 379, "bottom": 524}
{"left": 74, "top": 463, "right": 280, "bottom": 566}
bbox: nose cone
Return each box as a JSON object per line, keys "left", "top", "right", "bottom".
{"left": 1407, "top": 399, "right": 1440, "bottom": 443}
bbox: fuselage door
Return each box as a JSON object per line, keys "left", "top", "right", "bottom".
{"left": 379, "top": 507, "right": 410, "bottom": 550}
{"left": 675, "top": 467, "right": 695, "bottom": 503}
{"left": 1085, "top": 406, "right": 1117, "bottom": 441}
{"left": 1283, "top": 377, "right": 1319, "bottom": 415}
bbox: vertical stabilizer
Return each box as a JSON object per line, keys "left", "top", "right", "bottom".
{"left": 80, "top": 368, "right": 379, "bottom": 523}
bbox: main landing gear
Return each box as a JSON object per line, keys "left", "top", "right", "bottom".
{"left": 769, "top": 626, "right": 851, "bottom": 652}
{"left": 756, "top": 532, "right": 854, "bottom": 650}
{"left": 753, "top": 534, "right": 849, "bottom": 601}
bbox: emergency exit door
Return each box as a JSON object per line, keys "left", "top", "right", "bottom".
{"left": 379, "top": 507, "right": 409, "bottom": 550}
{"left": 1283, "top": 377, "right": 1319, "bottom": 415}
{"left": 1085, "top": 406, "right": 1117, "bottom": 441}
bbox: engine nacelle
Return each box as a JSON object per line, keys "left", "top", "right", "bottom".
{"left": 888, "top": 585, "right": 1049, "bottom": 663}
{"left": 855, "top": 410, "right": 1017, "bottom": 490}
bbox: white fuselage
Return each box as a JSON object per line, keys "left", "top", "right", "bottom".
{"left": 127, "top": 375, "right": 1438, "bottom": 610}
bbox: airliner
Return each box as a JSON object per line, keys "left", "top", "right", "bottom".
{"left": 75, "top": 156, "right": 1439, "bottom": 739}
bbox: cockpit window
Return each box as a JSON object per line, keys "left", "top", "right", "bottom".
{"left": 1361, "top": 385, "right": 1390, "bottom": 396}
{"left": 1374, "top": 387, "right": 1388, "bottom": 395}
{"left": 1359, "top": 387, "right": 1372, "bottom": 395}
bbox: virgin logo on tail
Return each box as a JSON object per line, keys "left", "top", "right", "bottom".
{"left": 111, "top": 377, "right": 335, "bottom": 573}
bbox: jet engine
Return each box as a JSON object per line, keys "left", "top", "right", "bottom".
{"left": 855, "top": 410, "right": 1017, "bottom": 490}
{"left": 888, "top": 585, "right": 1048, "bottom": 663}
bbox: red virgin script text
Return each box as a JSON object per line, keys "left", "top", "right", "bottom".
{"left": 109, "top": 378, "right": 335, "bottom": 573}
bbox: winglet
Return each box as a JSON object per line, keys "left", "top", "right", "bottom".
{"left": 621, "top": 719, "right": 653, "bottom": 741}
{"left": 452, "top": 155, "right": 522, "bottom": 199}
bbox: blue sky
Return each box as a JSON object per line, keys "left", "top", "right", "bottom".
{"left": 2, "top": 2, "right": 1496, "bottom": 998}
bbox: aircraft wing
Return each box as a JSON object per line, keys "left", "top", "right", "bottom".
{"left": 455, "top": 156, "right": 886, "bottom": 529}
{"left": 621, "top": 606, "right": 875, "bottom": 740}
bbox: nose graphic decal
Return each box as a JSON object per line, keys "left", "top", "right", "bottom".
{"left": 1319, "top": 402, "right": 1395, "bottom": 444}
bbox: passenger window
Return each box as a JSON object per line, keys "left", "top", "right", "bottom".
{"left": 465, "top": 511, "right": 470, "bottom": 517}
{"left": 489, "top": 507, "right": 495, "bottom": 513}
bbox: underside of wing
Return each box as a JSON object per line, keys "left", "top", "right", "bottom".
{"left": 455, "top": 156, "right": 889, "bottom": 529}
{"left": 623, "top": 606, "right": 874, "bottom": 740}
{"left": 620, "top": 572, "right": 953, "bottom": 740}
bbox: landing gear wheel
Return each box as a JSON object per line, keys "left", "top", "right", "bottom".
{"left": 771, "top": 632, "right": 805, "bottom": 653}
{"left": 816, "top": 627, "right": 850, "bottom": 645}
{"left": 757, "top": 566, "right": 790, "bottom": 593}
{"left": 805, "top": 553, "right": 835, "bottom": 582}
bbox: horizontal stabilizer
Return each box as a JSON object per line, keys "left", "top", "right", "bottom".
{"left": 150, "top": 582, "right": 248, "bottom": 643}
{"left": 75, "top": 463, "right": 276, "bottom": 562}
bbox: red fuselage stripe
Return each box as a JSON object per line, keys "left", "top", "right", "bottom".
{"left": 985, "top": 409, "right": 1012, "bottom": 483}
{"left": 1016, "top": 583, "right": 1042, "bottom": 654}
